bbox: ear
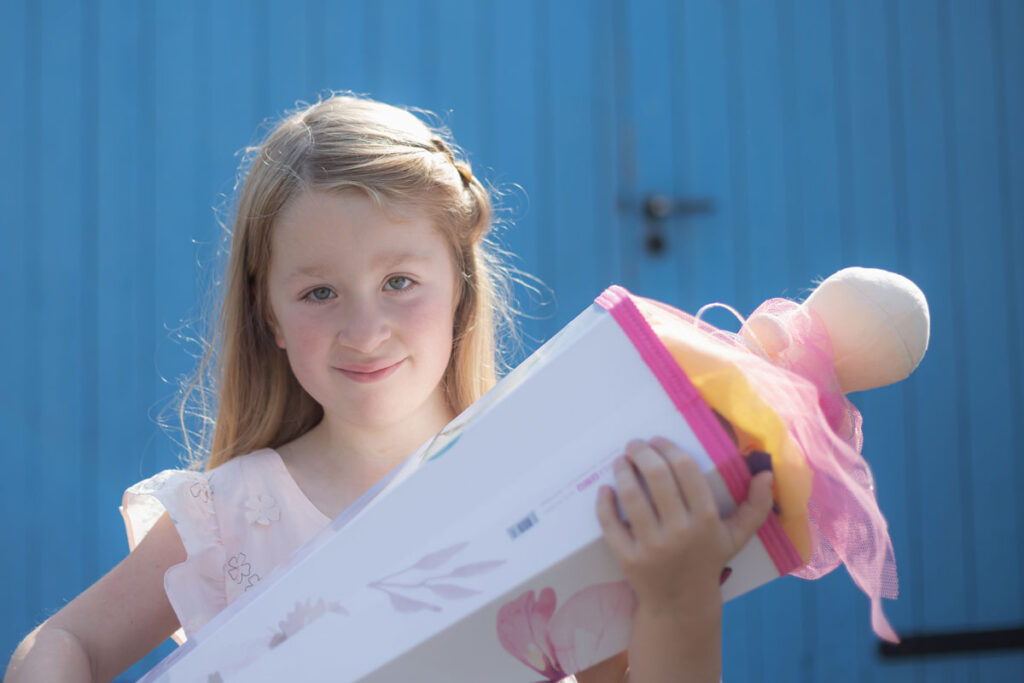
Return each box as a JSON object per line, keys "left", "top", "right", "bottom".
{"left": 266, "top": 315, "right": 286, "bottom": 349}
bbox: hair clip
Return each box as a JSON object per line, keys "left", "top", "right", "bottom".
{"left": 430, "top": 137, "right": 472, "bottom": 186}
{"left": 455, "top": 162, "right": 473, "bottom": 186}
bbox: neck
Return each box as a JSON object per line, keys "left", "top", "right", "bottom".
{"left": 301, "top": 397, "right": 455, "bottom": 491}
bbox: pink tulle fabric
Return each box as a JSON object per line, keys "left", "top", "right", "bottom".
{"left": 648, "top": 296, "right": 899, "bottom": 642}
{"left": 745, "top": 299, "right": 898, "bottom": 642}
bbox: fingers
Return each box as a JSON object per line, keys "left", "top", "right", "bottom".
{"left": 599, "top": 438, "right": 779, "bottom": 602}
{"left": 625, "top": 440, "right": 689, "bottom": 523}
{"left": 606, "top": 438, "right": 715, "bottom": 543}
{"left": 596, "top": 485, "right": 633, "bottom": 555}
{"left": 611, "top": 444, "right": 660, "bottom": 538}
{"left": 650, "top": 437, "right": 717, "bottom": 519}
{"left": 603, "top": 438, "right": 776, "bottom": 554}
{"left": 612, "top": 440, "right": 704, "bottom": 519}
{"left": 724, "top": 470, "right": 775, "bottom": 553}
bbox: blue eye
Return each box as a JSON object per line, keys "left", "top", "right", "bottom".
{"left": 384, "top": 276, "right": 413, "bottom": 291}
{"left": 306, "top": 286, "right": 335, "bottom": 302}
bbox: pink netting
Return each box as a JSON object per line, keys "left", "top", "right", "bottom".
{"left": 744, "top": 299, "right": 898, "bottom": 642}
{"left": 644, "top": 295, "right": 899, "bottom": 642}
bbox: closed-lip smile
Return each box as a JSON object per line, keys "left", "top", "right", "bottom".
{"left": 336, "top": 359, "right": 405, "bottom": 383}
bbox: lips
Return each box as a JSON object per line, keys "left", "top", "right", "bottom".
{"left": 335, "top": 359, "right": 405, "bottom": 383}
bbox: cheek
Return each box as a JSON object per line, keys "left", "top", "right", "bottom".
{"left": 406, "top": 297, "right": 456, "bottom": 355}
{"left": 277, "top": 309, "right": 333, "bottom": 353}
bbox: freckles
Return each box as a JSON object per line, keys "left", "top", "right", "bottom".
{"left": 405, "top": 290, "right": 455, "bottom": 326}
{"left": 280, "top": 311, "right": 332, "bottom": 350}
{"left": 401, "top": 297, "right": 456, "bottom": 360}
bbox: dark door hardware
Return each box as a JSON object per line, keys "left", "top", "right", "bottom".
{"left": 643, "top": 194, "right": 715, "bottom": 220}
{"left": 641, "top": 194, "right": 715, "bottom": 255}
{"left": 878, "top": 625, "right": 1024, "bottom": 658}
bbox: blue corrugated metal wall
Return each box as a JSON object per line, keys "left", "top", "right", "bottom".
{"left": 2, "top": 1, "right": 1021, "bottom": 681}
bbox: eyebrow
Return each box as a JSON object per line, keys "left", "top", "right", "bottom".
{"left": 285, "top": 251, "right": 432, "bottom": 281}
{"left": 371, "top": 250, "right": 432, "bottom": 270}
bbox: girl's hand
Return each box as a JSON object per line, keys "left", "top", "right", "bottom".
{"left": 596, "top": 437, "right": 775, "bottom": 613}
{"left": 592, "top": 437, "right": 775, "bottom": 683}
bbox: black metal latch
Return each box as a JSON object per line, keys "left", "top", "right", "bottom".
{"left": 878, "top": 625, "right": 1024, "bottom": 659}
{"left": 642, "top": 193, "right": 715, "bottom": 255}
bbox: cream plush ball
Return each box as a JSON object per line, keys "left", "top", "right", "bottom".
{"left": 802, "top": 267, "right": 930, "bottom": 393}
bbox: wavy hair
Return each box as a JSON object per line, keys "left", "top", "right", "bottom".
{"left": 179, "top": 94, "right": 515, "bottom": 469}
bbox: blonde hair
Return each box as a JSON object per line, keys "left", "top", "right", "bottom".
{"left": 182, "top": 94, "right": 514, "bottom": 470}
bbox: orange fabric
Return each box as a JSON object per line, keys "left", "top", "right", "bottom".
{"left": 638, "top": 299, "right": 813, "bottom": 563}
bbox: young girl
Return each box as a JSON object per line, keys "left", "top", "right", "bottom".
{"left": 6, "top": 94, "right": 774, "bottom": 683}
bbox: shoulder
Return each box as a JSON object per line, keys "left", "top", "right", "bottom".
{"left": 122, "top": 466, "right": 215, "bottom": 549}
{"left": 208, "top": 448, "right": 280, "bottom": 482}
{"left": 206, "top": 448, "right": 286, "bottom": 513}
{"left": 206, "top": 447, "right": 331, "bottom": 544}
{"left": 120, "top": 448, "right": 278, "bottom": 562}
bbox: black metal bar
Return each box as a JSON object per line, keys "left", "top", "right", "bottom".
{"left": 878, "top": 626, "right": 1024, "bottom": 659}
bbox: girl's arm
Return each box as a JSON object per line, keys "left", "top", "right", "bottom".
{"left": 5, "top": 512, "right": 185, "bottom": 683}
{"left": 578, "top": 437, "right": 774, "bottom": 683}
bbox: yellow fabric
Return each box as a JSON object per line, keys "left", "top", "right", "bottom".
{"left": 640, "top": 301, "right": 813, "bottom": 563}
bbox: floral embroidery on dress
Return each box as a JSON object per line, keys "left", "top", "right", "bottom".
{"left": 245, "top": 494, "right": 281, "bottom": 526}
{"left": 225, "top": 552, "right": 258, "bottom": 587}
{"left": 188, "top": 478, "right": 212, "bottom": 505}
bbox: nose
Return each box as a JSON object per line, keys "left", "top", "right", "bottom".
{"left": 338, "top": 296, "right": 391, "bottom": 354}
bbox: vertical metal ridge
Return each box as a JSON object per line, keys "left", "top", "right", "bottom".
{"left": 306, "top": 0, "right": 325, "bottom": 97}
{"left": 777, "top": 0, "right": 805, "bottom": 288}
{"left": 936, "top": 0, "right": 978, "bottom": 625}
{"left": 776, "top": 4, "right": 816, "bottom": 677}
{"left": 723, "top": 8, "right": 760, "bottom": 678}
{"left": 668, "top": 0, "right": 690, "bottom": 305}
{"left": 366, "top": 0, "right": 380, "bottom": 95}
{"left": 80, "top": 0, "right": 99, "bottom": 582}
{"left": 593, "top": 0, "right": 619, "bottom": 284}
{"left": 611, "top": 0, "right": 635, "bottom": 191}
{"left": 989, "top": 0, "right": 1024, "bottom": 623}
{"left": 884, "top": 0, "right": 924, "bottom": 643}
{"left": 829, "top": 0, "right": 855, "bottom": 265}
{"left": 195, "top": 0, "right": 212, "bottom": 235}
{"left": 475, "top": 0, "right": 491, "bottom": 164}
{"left": 532, "top": 0, "right": 553, "bottom": 335}
{"left": 723, "top": 0, "right": 750, "bottom": 308}
{"left": 255, "top": 0, "right": 269, "bottom": 114}
{"left": 138, "top": 0, "right": 158, "bottom": 469}
{"left": 24, "top": 0, "right": 41, "bottom": 625}
{"left": 415, "top": 1, "right": 432, "bottom": 107}
{"left": 610, "top": 0, "right": 636, "bottom": 287}
{"left": 885, "top": 0, "right": 911, "bottom": 270}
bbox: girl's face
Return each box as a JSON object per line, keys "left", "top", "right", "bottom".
{"left": 266, "top": 189, "right": 459, "bottom": 434}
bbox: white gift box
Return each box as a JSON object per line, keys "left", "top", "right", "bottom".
{"left": 140, "top": 286, "right": 802, "bottom": 682}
